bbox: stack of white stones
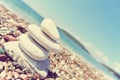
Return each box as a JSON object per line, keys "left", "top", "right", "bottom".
{"left": 3, "top": 18, "right": 62, "bottom": 79}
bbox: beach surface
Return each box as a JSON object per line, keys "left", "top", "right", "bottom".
{"left": 0, "top": 4, "right": 114, "bottom": 80}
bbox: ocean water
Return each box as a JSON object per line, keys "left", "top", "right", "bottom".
{"left": 1, "top": 0, "right": 119, "bottom": 80}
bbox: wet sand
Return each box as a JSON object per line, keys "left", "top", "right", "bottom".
{"left": 0, "top": 4, "right": 113, "bottom": 80}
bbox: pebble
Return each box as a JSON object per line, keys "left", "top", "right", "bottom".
{"left": 20, "top": 74, "right": 28, "bottom": 80}
{"left": 10, "top": 28, "right": 15, "bottom": 33}
{"left": 0, "top": 48, "right": 5, "bottom": 54}
{"left": 6, "top": 71, "right": 13, "bottom": 79}
{"left": 9, "top": 35, "right": 19, "bottom": 41}
{"left": 0, "top": 54, "right": 7, "bottom": 61}
{"left": 15, "top": 68, "right": 23, "bottom": 74}
{"left": 0, "top": 61, "right": 4, "bottom": 72}
{"left": 12, "top": 62, "right": 18, "bottom": 66}
{"left": 12, "top": 71, "right": 19, "bottom": 79}
{"left": 0, "top": 38, "right": 5, "bottom": 44}
{"left": 0, "top": 70, "right": 7, "bottom": 78}
{"left": 4, "top": 35, "right": 9, "bottom": 42}
{"left": 17, "top": 26, "right": 27, "bottom": 33}
{"left": 4, "top": 35, "right": 19, "bottom": 42}
{"left": 0, "top": 27, "right": 10, "bottom": 35}
{"left": 11, "top": 32, "right": 19, "bottom": 38}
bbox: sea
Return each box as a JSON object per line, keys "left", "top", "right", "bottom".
{"left": 0, "top": 0, "right": 119, "bottom": 80}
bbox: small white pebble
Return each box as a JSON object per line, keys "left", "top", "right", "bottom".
{"left": 0, "top": 70, "right": 7, "bottom": 78}
{"left": 0, "top": 61, "right": 4, "bottom": 70}
{"left": 20, "top": 74, "right": 28, "bottom": 80}
{"left": 6, "top": 71, "right": 13, "bottom": 79}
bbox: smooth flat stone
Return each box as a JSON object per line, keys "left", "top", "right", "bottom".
{"left": 3, "top": 41, "right": 49, "bottom": 78}
{"left": 19, "top": 34, "right": 49, "bottom": 61}
{"left": 27, "top": 24, "right": 62, "bottom": 53}
{"left": 41, "top": 18, "right": 60, "bottom": 41}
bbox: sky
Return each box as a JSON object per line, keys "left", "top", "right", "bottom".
{"left": 23, "top": 0, "right": 120, "bottom": 73}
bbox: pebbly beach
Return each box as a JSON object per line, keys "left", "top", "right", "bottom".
{"left": 0, "top": 4, "right": 114, "bottom": 80}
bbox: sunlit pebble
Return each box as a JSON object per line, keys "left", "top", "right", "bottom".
{"left": 16, "top": 79, "right": 22, "bottom": 80}
{"left": 0, "top": 38, "right": 5, "bottom": 44}
{"left": 15, "top": 68, "right": 22, "bottom": 74}
{"left": 9, "top": 35, "right": 19, "bottom": 41}
{"left": 20, "top": 74, "right": 28, "bottom": 80}
{"left": 6, "top": 71, "right": 13, "bottom": 80}
{"left": 7, "top": 61, "right": 12, "bottom": 65}
{"left": 70, "top": 55, "right": 75, "bottom": 60}
{"left": 2, "top": 62, "right": 6, "bottom": 66}
{"left": 4, "top": 64, "right": 9, "bottom": 72}
{"left": 79, "top": 71, "right": 83, "bottom": 76}
{"left": 12, "top": 71, "right": 19, "bottom": 79}
{"left": 0, "top": 61, "right": 4, "bottom": 71}
{"left": 45, "top": 78, "right": 54, "bottom": 80}
{"left": 7, "top": 18, "right": 15, "bottom": 24}
{"left": 18, "top": 23, "right": 27, "bottom": 28}
{"left": 0, "top": 70, "right": 7, "bottom": 78}
{"left": 16, "top": 30, "right": 21, "bottom": 35}
{"left": 87, "top": 78, "right": 94, "bottom": 80}
{"left": 0, "top": 27, "right": 8, "bottom": 30}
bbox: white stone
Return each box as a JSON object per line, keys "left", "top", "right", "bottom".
{"left": 41, "top": 18, "right": 60, "bottom": 41}
{"left": 19, "top": 34, "right": 49, "bottom": 61}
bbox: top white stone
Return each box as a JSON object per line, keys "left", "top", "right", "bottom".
{"left": 41, "top": 18, "right": 60, "bottom": 41}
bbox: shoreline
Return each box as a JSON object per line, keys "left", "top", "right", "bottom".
{"left": 0, "top": 4, "right": 115, "bottom": 80}
{"left": 60, "top": 44, "right": 114, "bottom": 80}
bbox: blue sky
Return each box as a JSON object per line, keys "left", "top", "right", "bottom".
{"left": 23, "top": 0, "right": 120, "bottom": 73}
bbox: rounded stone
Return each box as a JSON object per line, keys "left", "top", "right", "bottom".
{"left": 0, "top": 54, "right": 7, "bottom": 61}
{"left": 0, "top": 48, "right": 5, "bottom": 54}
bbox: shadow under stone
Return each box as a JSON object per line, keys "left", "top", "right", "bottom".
{"left": 45, "top": 70, "right": 58, "bottom": 79}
